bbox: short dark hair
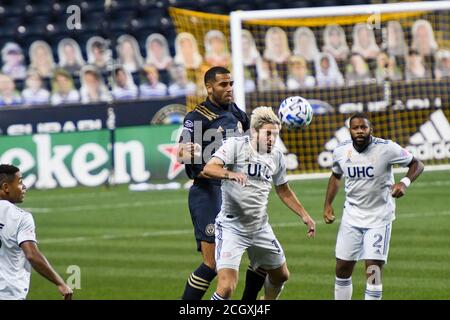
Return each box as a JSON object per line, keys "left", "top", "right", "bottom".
{"left": 204, "top": 66, "right": 230, "bottom": 86}
{"left": 114, "top": 66, "right": 125, "bottom": 76}
{"left": 349, "top": 112, "right": 371, "bottom": 127}
{"left": 0, "top": 164, "right": 20, "bottom": 185}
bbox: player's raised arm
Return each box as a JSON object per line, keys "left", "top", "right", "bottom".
{"left": 323, "top": 172, "right": 343, "bottom": 224}
{"left": 275, "top": 182, "right": 315, "bottom": 238}
{"left": 203, "top": 157, "right": 247, "bottom": 185}
{"left": 20, "top": 241, "right": 73, "bottom": 300}
{"left": 391, "top": 157, "right": 425, "bottom": 198}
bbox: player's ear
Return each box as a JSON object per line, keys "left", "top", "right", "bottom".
{"left": 1, "top": 182, "right": 9, "bottom": 194}
{"left": 205, "top": 82, "right": 213, "bottom": 95}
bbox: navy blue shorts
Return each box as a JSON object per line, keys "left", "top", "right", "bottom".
{"left": 188, "top": 181, "right": 222, "bottom": 252}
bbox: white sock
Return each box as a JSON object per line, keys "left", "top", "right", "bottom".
{"left": 365, "top": 283, "right": 383, "bottom": 300}
{"left": 263, "top": 276, "right": 285, "bottom": 300}
{"left": 335, "top": 276, "right": 353, "bottom": 300}
{"left": 211, "top": 292, "right": 228, "bottom": 300}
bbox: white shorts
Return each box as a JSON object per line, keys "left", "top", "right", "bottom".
{"left": 215, "top": 222, "right": 286, "bottom": 271}
{"left": 335, "top": 221, "right": 392, "bottom": 262}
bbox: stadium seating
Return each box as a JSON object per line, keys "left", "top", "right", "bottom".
{"left": 1, "top": 0, "right": 373, "bottom": 66}
{"left": 1, "top": 0, "right": 378, "bottom": 99}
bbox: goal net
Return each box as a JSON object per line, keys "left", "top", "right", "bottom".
{"left": 169, "top": 2, "right": 450, "bottom": 175}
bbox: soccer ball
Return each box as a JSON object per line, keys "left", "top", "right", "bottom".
{"left": 278, "top": 96, "right": 313, "bottom": 129}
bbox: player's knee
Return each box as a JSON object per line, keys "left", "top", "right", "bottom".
{"left": 203, "top": 256, "right": 216, "bottom": 270}
{"left": 270, "top": 267, "right": 290, "bottom": 285}
{"left": 201, "top": 243, "right": 216, "bottom": 270}
{"left": 281, "top": 269, "right": 290, "bottom": 283}
{"left": 336, "top": 259, "right": 354, "bottom": 278}
{"left": 278, "top": 268, "right": 290, "bottom": 283}
{"left": 217, "top": 275, "right": 237, "bottom": 298}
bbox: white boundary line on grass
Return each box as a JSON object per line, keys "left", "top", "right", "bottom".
{"left": 38, "top": 210, "right": 450, "bottom": 244}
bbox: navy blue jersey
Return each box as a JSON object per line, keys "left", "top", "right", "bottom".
{"left": 179, "top": 98, "right": 249, "bottom": 183}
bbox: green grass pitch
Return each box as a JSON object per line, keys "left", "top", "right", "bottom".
{"left": 23, "top": 170, "right": 450, "bottom": 300}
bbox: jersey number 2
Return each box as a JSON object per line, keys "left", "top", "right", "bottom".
{"left": 373, "top": 234, "right": 383, "bottom": 248}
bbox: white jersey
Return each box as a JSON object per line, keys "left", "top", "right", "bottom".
{"left": 332, "top": 137, "right": 413, "bottom": 228}
{"left": 51, "top": 90, "right": 80, "bottom": 105}
{"left": 22, "top": 88, "right": 50, "bottom": 105}
{"left": 213, "top": 136, "right": 288, "bottom": 234}
{"left": 0, "top": 200, "right": 37, "bottom": 300}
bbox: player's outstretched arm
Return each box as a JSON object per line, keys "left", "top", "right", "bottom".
{"left": 203, "top": 157, "right": 247, "bottom": 185}
{"left": 391, "top": 157, "right": 425, "bottom": 198}
{"left": 20, "top": 241, "right": 73, "bottom": 300}
{"left": 275, "top": 182, "right": 315, "bottom": 238}
{"left": 323, "top": 172, "right": 342, "bottom": 224}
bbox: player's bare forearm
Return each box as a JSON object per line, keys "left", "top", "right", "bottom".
{"left": 323, "top": 173, "right": 341, "bottom": 224}
{"left": 276, "top": 183, "right": 316, "bottom": 237}
{"left": 197, "top": 171, "right": 211, "bottom": 179}
{"left": 391, "top": 158, "right": 425, "bottom": 198}
{"left": 275, "top": 183, "right": 309, "bottom": 219}
{"left": 405, "top": 157, "right": 425, "bottom": 182}
{"left": 203, "top": 165, "right": 231, "bottom": 180}
{"left": 324, "top": 173, "right": 342, "bottom": 208}
{"left": 203, "top": 161, "right": 228, "bottom": 179}
{"left": 21, "top": 242, "right": 66, "bottom": 286}
{"left": 204, "top": 161, "right": 247, "bottom": 185}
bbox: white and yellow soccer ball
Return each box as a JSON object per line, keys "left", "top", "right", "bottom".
{"left": 278, "top": 96, "right": 313, "bottom": 129}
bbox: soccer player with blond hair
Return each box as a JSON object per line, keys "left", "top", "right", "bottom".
{"left": 204, "top": 106, "right": 316, "bottom": 300}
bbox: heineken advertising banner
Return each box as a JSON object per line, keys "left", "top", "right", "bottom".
{"left": 0, "top": 125, "right": 185, "bottom": 189}
{"left": 0, "top": 97, "right": 187, "bottom": 136}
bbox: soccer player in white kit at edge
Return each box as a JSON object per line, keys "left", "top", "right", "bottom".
{"left": 323, "top": 113, "right": 424, "bottom": 300}
{"left": 0, "top": 164, "right": 73, "bottom": 300}
{"left": 203, "top": 107, "right": 316, "bottom": 300}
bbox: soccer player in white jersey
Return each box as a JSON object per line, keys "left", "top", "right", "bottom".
{"left": 203, "top": 106, "right": 316, "bottom": 300}
{"left": 0, "top": 164, "right": 73, "bottom": 300}
{"left": 323, "top": 113, "right": 424, "bottom": 300}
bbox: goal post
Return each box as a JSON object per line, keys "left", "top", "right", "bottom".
{"left": 230, "top": 1, "right": 450, "bottom": 110}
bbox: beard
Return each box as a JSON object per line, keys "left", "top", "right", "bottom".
{"left": 352, "top": 134, "right": 372, "bottom": 152}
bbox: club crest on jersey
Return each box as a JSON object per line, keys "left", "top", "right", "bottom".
{"left": 205, "top": 224, "right": 215, "bottom": 236}
{"left": 184, "top": 120, "right": 194, "bottom": 128}
{"left": 347, "top": 165, "right": 374, "bottom": 178}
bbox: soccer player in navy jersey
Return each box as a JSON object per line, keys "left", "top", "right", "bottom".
{"left": 177, "top": 66, "right": 266, "bottom": 300}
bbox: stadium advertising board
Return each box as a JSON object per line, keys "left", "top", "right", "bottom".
{"left": 245, "top": 78, "right": 450, "bottom": 173}
{"left": 0, "top": 97, "right": 187, "bottom": 136}
{"left": 280, "top": 107, "right": 450, "bottom": 173}
{"left": 0, "top": 125, "right": 186, "bottom": 189}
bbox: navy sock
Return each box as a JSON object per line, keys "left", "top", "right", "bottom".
{"left": 241, "top": 266, "right": 267, "bottom": 300}
{"left": 182, "top": 263, "right": 217, "bottom": 300}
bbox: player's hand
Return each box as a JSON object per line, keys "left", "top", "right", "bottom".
{"left": 323, "top": 205, "right": 335, "bottom": 224}
{"left": 57, "top": 284, "right": 73, "bottom": 300}
{"left": 391, "top": 182, "right": 406, "bottom": 198}
{"left": 302, "top": 216, "right": 316, "bottom": 238}
{"left": 178, "top": 143, "right": 202, "bottom": 163}
{"left": 182, "top": 142, "right": 202, "bottom": 156}
{"left": 228, "top": 172, "right": 247, "bottom": 186}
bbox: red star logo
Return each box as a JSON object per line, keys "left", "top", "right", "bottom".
{"left": 158, "top": 144, "right": 185, "bottom": 179}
